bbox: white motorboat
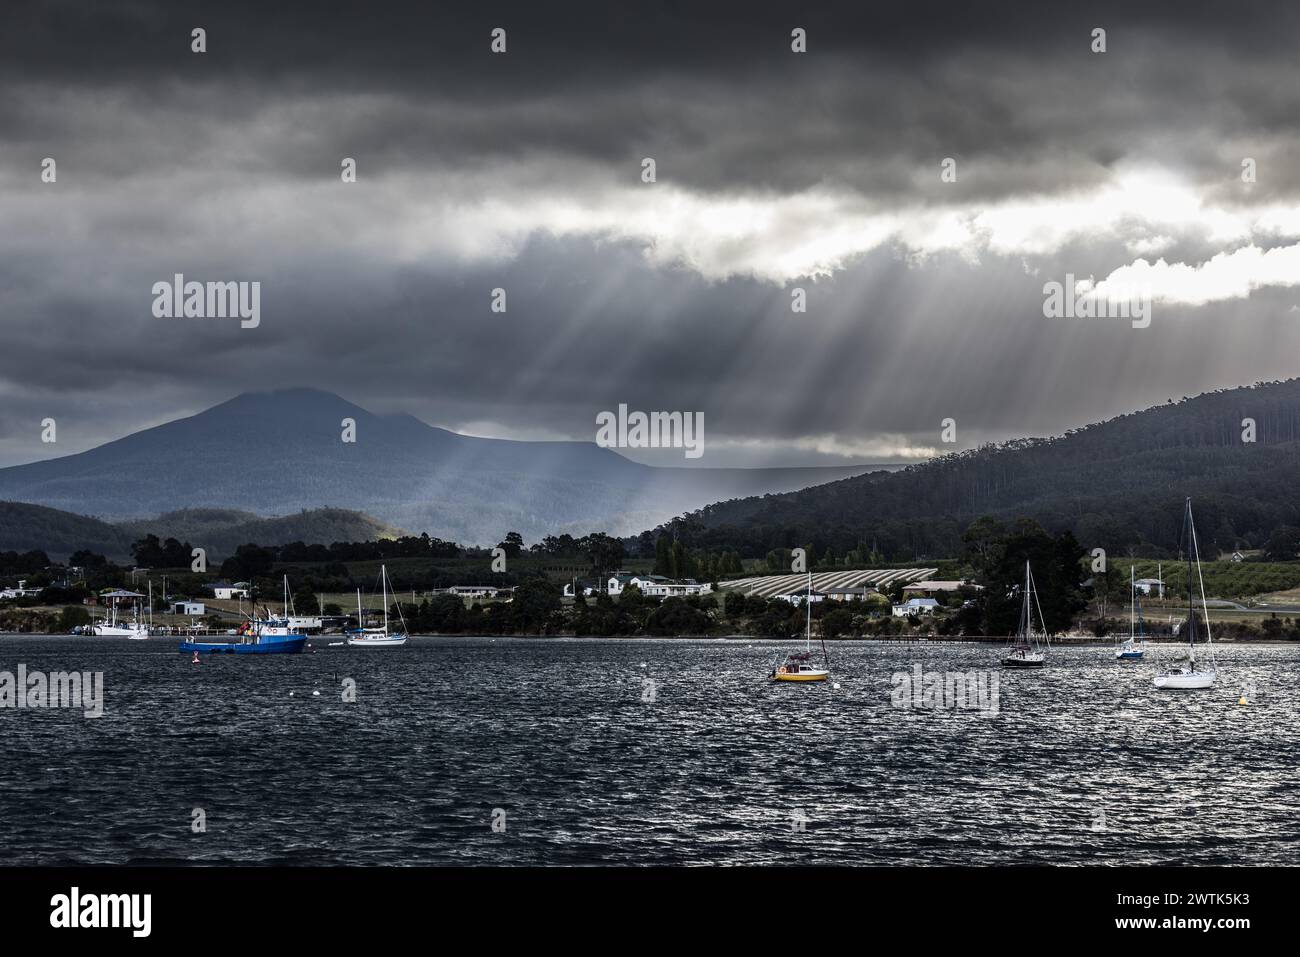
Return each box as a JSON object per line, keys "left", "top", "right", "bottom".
{"left": 89, "top": 590, "right": 149, "bottom": 639}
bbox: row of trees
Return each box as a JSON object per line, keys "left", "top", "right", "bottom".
{"left": 0, "top": 550, "right": 53, "bottom": 577}
{"left": 650, "top": 534, "right": 743, "bottom": 580}
{"left": 133, "top": 533, "right": 467, "bottom": 572}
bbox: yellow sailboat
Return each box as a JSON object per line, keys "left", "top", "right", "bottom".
{"left": 771, "top": 570, "right": 830, "bottom": 682}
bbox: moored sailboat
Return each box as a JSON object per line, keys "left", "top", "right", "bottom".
{"left": 347, "top": 565, "right": 409, "bottom": 647}
{"left": 1153, "top": 498, "right": 1217, "bottom": 690}
{"left": 771, "top": 571, "right": 830, "bottom": 682}
{"left": 256, "top": 575, "right": 303, "bottom": 636}
{"left": 1001, "top": 561, "right": 1048, "bottom": 667}
{"left": 1115, "top": 566, "right": 1145, "bottom": 660}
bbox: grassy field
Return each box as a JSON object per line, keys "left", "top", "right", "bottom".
{"left": 1120, "top": 559, "right": 1300, "bottom": 601}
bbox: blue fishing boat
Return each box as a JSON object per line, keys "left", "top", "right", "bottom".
{"left": 179, "top": 629, "right": 306, "bottom": 655}
{"left": 179, "top": 577, "right": 307, "bottom": 654}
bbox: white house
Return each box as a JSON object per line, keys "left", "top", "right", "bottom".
{"left": 606, "top": 573, "right": 634, "bottom": 595}
{"left": 563, "top": 580, "right": 601, "bottom": 598}
{"left": 607, "top": 573, "right": 714, "bottom": 598}
{"left": 776, "top": 589, "right": 827, "bottom": 605}
{"left": 1134, "top": 578, "right": 1164, "bottom": 597}
{"left": 892, "top": 597, "right": 941, "bottom": 617}
{"left": 676, "top": 578, "right": 713, "bottom": 596}
{"left": 822, "top": 586, "right": 875, "bottom": 602}
{"left": 447, "top": 585, "right": 500, "bottom": 599}
{"left": 0, "top": 580, "right": 41, "bottom": 599}
{"left": 210, "top": 582, "right": 250, "bottom": 600}
{"left": 902, "top": 580, "right": 981, "bottom": 598}
{"left": 171, "top": 600, "right": 205, "bottom": 616}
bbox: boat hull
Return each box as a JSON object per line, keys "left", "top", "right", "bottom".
{"left": 772, "top": 670, "right": 829, "bottom": 682}
{"left": 346, "top": 636, "right": 409, "bottom": 647}
{"left": 179, "top": 635, "right": 306, "bottom": 655}
{"left": 1001, "top": 655, "right": 1045, "bottom": 667}
{"left": 1154, "top": 670, "right": 1216, "bottom": 689}
{"left": 1116, "top": 650, "right": 1144, "bottom": 660}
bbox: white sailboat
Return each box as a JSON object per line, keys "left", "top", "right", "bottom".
{"left": 90, "top": 589, "right": 149, "bottom": 639}
{"left": 1154, "top": 498, "right": 1217, "bottom": 690}
{"left": 130, "top": 580, "right": 153, "bottom": 639}
{"left": 1114, "top": 566, "right": 1145, "bottom": 660}
{"left": 771, "top": 570, "right": 830, "bottom": 681}
{"left": 347, "top": 565, "right": 409, "bottom": 647}
{"left": 1002, "top": 561, "right": 1047, "bottom": 667}
{"left": 257, "top": 575, "right": 305, "bottom": 636}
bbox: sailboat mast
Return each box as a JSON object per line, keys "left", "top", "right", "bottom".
{"left": 1184, "top": 498, "right": 1197, "bottom": 654}
{"left": 806, "top": 569, "right": 811, "bottom": 653}
{"left": 1188, "top": 500, "right": 1214, "bottom": 658}
{"left": 383, "top": 566, "right": 390, "bottom": 632}
{"left": 356, "top": 587, "right": 363, "bottom": 630}
{"left": 1021, "top": 561, "right": 1030, "bottom": 639}
{"left": 1130, "top": 565, "right": 1135, "bottom": 641}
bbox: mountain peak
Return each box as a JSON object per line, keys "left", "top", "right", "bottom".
{"left": 213, "top": 387, "right": 367, "bottom": 413}
{"left": 0, "top": 388, "right": 875, "bottom": 544}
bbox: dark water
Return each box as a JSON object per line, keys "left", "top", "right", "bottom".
{"left": 0, "top": 635, "right": 1295, "bottom": 865}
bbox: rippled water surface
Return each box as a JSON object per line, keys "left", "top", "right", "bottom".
{"left": 1, "top": 635, "right": 1295, "bottom": 865}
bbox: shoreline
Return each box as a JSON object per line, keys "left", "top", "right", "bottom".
{"left": 3, "top": 630, "right": 1297, "bottom": 646}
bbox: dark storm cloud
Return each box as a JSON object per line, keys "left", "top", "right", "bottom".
{"left": 2, "top": 0, "right": 1300, "bottom": 469}
{"left": 5, "top": 230, "right": 1300, "bottom": 467}
{"left": 5, "top": 0, "right": 1300, "bottom": 199}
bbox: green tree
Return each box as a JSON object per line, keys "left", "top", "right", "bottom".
{"left": 1264, "top": 526, "right": 1300, "bottom": 561}
{"left": 499, "top": 532, "right": 525, "bottom": 559}
{"left": 972, "top": 518, "right": 1087, "bottom": 636}
{"left": 645, "top": 598, "right": 711, "bottom": 636}
{"left": 512, "top": 577, "right": 560, "bottom": 632}
{"left": 131, "top": 535, "right": 164, "bottom": 567}
{"left": 584, "top": 533, "right": 625, "bottom": 578}
{"left": 1090, "top": 562, "right": 1125, "bottom": 619}
{"left": 221, "top": 544, "right": 275, "bottom": 580}
{"left": 654, "top": 534, "right": 673, "bottom": 576}
{"left": 821, "top": 606, "right": 854, "bottom": 638}
{"left": 58, "top": 605, "right": 91, "bottom": 632}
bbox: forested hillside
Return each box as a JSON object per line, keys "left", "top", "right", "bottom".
{"left": 650, "top": 380, "right": 1300, "bottom": 560}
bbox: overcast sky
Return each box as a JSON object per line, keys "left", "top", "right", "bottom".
{"left": 3, "top": 0, "right": 1300, "bottom": 469}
